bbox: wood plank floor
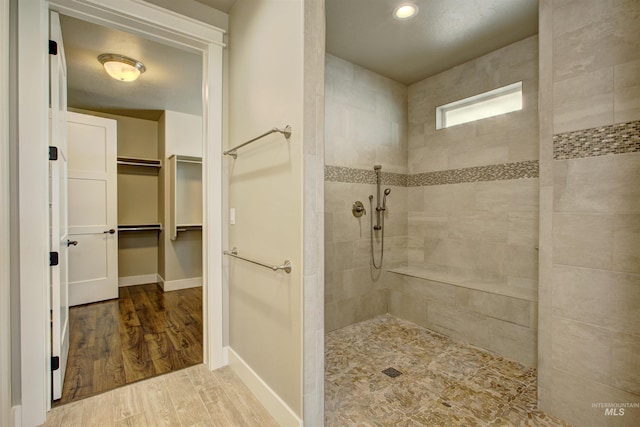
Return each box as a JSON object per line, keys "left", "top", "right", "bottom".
{"left": 55, "top": 283, "right": 203, "bottom": 406}
{"left": 44, "top": 364, "right": 279, "bottom": 427}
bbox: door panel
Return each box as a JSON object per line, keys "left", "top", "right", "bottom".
{"left": 68, "top": 179, "right": 107, "bottom": 227}
{"left": 67, "top": 122, "right": 108, "bottom": 174}
{"left": 68, "top": 234, "right": 109, "bottom": 283}
{"left": 49, "top": 10, "right": 69, "bottom": 402}
{"left": 67, "top": 111, "right": 118, "bottom": 306}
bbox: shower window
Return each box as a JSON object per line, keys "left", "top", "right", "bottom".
{"left": 436, "top": 81, "right": 522, "bottom": 129}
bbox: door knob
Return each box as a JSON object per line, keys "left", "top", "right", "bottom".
{"left": 66, "top": 240, "right": 78, "bottom": 247}
{"left": 103, "top": 229, "right": 116, "bottom": 234}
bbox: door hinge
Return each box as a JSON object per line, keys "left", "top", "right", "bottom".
{"left": 51, "top": 356, "right": 60, "bottom": 371}
{"left": 49, "top": 251, "right": 59, "bottom": 266}
{"left": 49, "top": 40, "right": 58, "bottom": 55}
{"left": 49, "top": 146, "right": 58, "bottom": 161}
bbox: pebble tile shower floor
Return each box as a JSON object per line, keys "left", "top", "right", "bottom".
{"left": 325, "top": 314, "right": 572, "bottom": 426}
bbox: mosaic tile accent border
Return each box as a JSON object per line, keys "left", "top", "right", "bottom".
{"left": 325, "top": 161, "right": 539, "bottom": 187}
{"left": 407, "top": 161, "right": 538, "bottom": 186}
{"left": 325, "top": 165, "right": 407, "bottom": 186}
{"left": 553, "top": 120, "right": 640, "bottom": 160}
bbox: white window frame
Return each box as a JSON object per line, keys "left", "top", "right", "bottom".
{"left": 436, "top": 81, "right": 523, "bottom": 129}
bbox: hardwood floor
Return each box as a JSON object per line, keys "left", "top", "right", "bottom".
{"left": 56, "top": 283, "right": 203, "bottom": 406}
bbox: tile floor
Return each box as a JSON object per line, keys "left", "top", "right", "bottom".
{"left": 325, "top": 314, "right": 573, "bottom": 426}
{"left": 43, "top": 364, "right": 278, "bottom": 426}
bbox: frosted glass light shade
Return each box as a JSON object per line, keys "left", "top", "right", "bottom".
{"left": 98, "top": 54, "right": 146, "bottom": 82}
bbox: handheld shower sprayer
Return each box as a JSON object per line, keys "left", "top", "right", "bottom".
{"left": 368, "top": 165, "right": 391, "bottom": 269}
{"left": 382, "top": 188, "right": 391, "bottom": 210}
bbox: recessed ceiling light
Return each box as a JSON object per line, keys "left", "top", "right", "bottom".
{"left": 97, "top": 53, "right": 146, "bottom": 82}
{"left": 393, "top": 3, "right": 419, "bottom": 20}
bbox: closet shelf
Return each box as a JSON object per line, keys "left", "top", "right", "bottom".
{"left": 118, "top": 223, "right": 163, "bottom": 232}
{"left": 117, "top": 156, "right": 162, "bottom": 168}
{"left": 176, "top": 224, "right": 202, "bottom": 232}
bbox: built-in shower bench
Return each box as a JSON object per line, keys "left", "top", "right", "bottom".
{"left": 386, "top": 265, "right": 538, "bottom": 366}
{"left": 387, "top": 265, "right": 537, "bottom": 302}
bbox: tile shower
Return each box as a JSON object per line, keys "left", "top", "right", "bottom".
{"left": 325, "top": 35, "right": 540, "bottom": 362}
{"left": 324, "top": 35, "right": 545, "bottom": 423}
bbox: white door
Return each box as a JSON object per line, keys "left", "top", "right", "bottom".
{"left": 49, "top": 11, "right": 69, "bottom": 401}
{"left": 67, "top": 111, "right": 118, "bottom": 306}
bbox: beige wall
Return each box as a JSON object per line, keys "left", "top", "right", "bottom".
{"left": 538, "top": 1, "right": 640, "bottom": 425}
{"left": 228, "top": 0, "right": 305, "bottom": 418}
{"left": 324, "top": 54, "right": 409, "bottom": 331}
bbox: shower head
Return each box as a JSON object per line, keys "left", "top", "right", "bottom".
{"left": 382, "top": 188, "right": 391, "bottom": 210}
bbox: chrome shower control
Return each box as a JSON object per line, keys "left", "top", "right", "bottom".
{"left": 352, "top": 201, "right": 366, "bottom": 218}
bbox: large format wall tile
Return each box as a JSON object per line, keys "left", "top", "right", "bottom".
{"left": 554, "top": 153, "right": 640, "bottom": 213}
{"left": 552, "top": 265, "right": 640, "bottom": 335}
{"left": 551, "top": 317, "right": 612, "bottom": 385}
{"left": 552, "top": 213, "right": 614, "bottom": 269}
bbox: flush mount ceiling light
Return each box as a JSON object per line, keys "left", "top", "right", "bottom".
{"left": 97, "top": 53, "right": 146, "bottom": 82}
{"left": 393, "top": 3, "right": 419, "bottom": 20}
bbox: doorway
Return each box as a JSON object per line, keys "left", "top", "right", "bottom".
{"left": 55, "top": 11, "right": 207, "bottom": 406}
{"left": 17, "top": 1, "right": 224, "bottom": 425}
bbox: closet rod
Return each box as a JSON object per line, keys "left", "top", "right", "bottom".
{"left": 223, "top": 125, "right": 292, "bottom": 159}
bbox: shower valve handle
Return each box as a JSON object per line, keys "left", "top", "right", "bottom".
{"left": 352, "top": 201, "right": 366, "bottom": 218}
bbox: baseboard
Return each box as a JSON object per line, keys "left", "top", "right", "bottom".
{"left": 161, "top": 276, "right": 202, "bottom": 292}
{"left": 222, "top": 346, "right": 229, "bottom": 365}
{"left": 118, "top": 274, "right": 159, "bottom": 287}
{"left": 228, "top": 348, "right": 302, "bottom": 427}
{"left": 11, "top": 405, "right": 20, "bottom": 427}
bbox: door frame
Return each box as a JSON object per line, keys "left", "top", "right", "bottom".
{"left": 17, "top": 1, "right": 225, "bottom": 425}
{"left": 0, "top": 0, "right": 11, "bottom": 424}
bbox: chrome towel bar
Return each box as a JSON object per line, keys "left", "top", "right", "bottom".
{"left": 223, "top": 125, "right": 292, "bottom": 159}
{"left": 223, "top": 247, "right": 292, "bottom": 274}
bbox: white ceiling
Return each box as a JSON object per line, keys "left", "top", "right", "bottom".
{"left": 60, "top": 1, "right": 538, "bottom": 118}
{"left": 326, "top": 0, "right": 539, "bottom": 85}
{"left": 60, "top": 15, "right": 203, "bottom": 120}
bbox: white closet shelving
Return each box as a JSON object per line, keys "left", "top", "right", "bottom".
{"left": 168, "top": 154, "right": 202, "bottom": 240}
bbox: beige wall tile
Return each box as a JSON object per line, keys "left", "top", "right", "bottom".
{"left": 613, "top": 214, "right": 640, "bottom": 274}
{"left": 554, "top": 154, "right": 640, "bottom": 214}
{"left": 456, "top": 288, "right": 533, "bottom": 327}
{"left": 487, "top": 318, "right": 537, "bottom": 366}
{"left": 551, "top": 318, "right": 612, "bottom": 385}
{"left": 503, "top": 244, "right": 539, "bottom": 281}
{"left": 507, "top": 211, "right": 539, "bottom": 246}
{"left": 611, "top": 331, "right": 640, "bottom": 395}
{"left": 403, "top": 276, "right": 457, "bottom": 306}
{"left": 475, "top": 179, "right": 539, "bottom": 213}
{"left": 448, "top": 211, "right": 508, "bottom": 243}
{"left": 388, "top": 291, "right": 428, "bottom": 328}
{"left": 547, "top": 368, "right": 640, "bottom": 427}
{"left": 552, "top": 265, "right": 640, "bottom": 335}
{"left": 427, "top": 304, "right": 490, "bottom": 349}
{"left": 406, "top": 187, "right": 425, "bottom": 212}
{"left": 553, "top": 69, "right": 614, "bottom": 134}
{"left": 552, "top": 213, "right": 614, "bottom": 269}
